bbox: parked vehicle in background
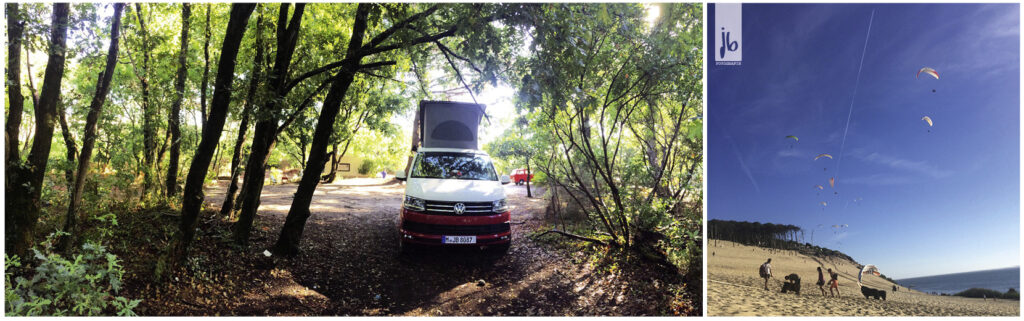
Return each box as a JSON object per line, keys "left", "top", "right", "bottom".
{"left": 510, "top": 168, "right": 533, "bottom": 185}
{"left": 396, "top": 101, "right": 512, "bottom": 253}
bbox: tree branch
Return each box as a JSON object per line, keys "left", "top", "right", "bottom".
{"left": 359, "top": 60, "right": 397, "bottom": 69}
{"left": 276, "top": 75, "right": 336, "bottom": 136}
{"left": 434, "top": 40, "right": 482, "bottom": 74}
{"left": 364, "top": 4, "right": 440, "bottom": 50}
{"left": 534, "top": 229, "right": 608, "bottom": 246}
{"left": 360, "top": 27, "right": 453, "bottom": 57}
{"left": 284, "top": 59, "right": 348, "bottom": 93}
{"left": 436, "top": 41, "right": 478, "bottom": 105}
{"left": 356, "top": 69, "right": 401, "bottom": 82}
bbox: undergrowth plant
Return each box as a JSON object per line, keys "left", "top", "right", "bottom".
{"left": 4, "top": 233, "right": 141, "bottom": 316}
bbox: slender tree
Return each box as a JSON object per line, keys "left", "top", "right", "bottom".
{"left": 272, "top": 4, "right": 369, "bottom": 255}
{"left": 173, "top": 3, "right": 256, "bottom": 260}
{"left": 128, "top": 3, "right": 157, "bottom": 197}
{"left": 57, "top": 102, "right": 77, "bottom": 185}
{"left": 5, "top": 3, "right": 71, "bottom": 256}
{"left": 487, "top": 129, "right": 536, "bottom": 197}
{"left": 200, "top": 4, "right": 212, "bottom": 130}
{"left": 166, "top": 3, "right": 191, "bottom": 196}
{"left": 60, "top": 3, "right": 125, "bottom": 251}
{"left": 5, "top": 3, "right": 25, "bottom": 166}
{"left": 221, "top": 8, "right": 264, "bottom": 217}
{"left": 232, "top": 3, "right": 307, "bottom": 244}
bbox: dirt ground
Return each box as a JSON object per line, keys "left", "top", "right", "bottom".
{"left": 118, "top": 179, "right": 693, "bottom": 316}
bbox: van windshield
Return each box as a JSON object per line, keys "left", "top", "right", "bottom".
{"left": 411, "top": 152, "right": 497, "bottom": 181}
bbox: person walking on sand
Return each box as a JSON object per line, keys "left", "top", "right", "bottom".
{"left": 828, "top": 268, "right": 841, "bottom": 297}
{"left": 759, "top": 258, "right": 773, "bottom": 290}
{"left": 817, "top": 266, "right": 827, "bottom": 296}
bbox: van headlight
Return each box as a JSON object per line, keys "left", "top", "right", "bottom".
{"left": 492, "top": 198, "right": 508, "bottom": 213}
{"left": 404, "top": 196, "right": 425, "bottom": 212}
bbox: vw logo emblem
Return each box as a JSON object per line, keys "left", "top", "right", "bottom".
{"left": 453, "top": 203, "right": 466, "bottom": 215}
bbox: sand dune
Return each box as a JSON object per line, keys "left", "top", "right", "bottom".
{"left": 708, "top": 240, "right": 1020, "bottom": 316}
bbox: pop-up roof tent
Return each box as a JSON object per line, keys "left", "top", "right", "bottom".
{"left": 411, "top": 100, "right": 487, "bottom": 150}
{"left": 405, "top": 101, "right": 487, "bottom": 174}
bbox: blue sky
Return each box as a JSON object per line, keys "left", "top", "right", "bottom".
{"left": 707, "top": 3, "right": 1020, "bottom": 279}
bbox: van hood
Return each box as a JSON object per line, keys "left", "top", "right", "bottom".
{"left": 405, "top": 178, "right": 506, "bottom": 202}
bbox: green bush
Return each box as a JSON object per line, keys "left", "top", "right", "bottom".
{"left": 954, "top": 288, "right": 1005, "bottom": 299}
{"left": 5, "top": 236, "right": 140, "bottom": 316}
{"left": 358, "top": 160, "right": 375, "bottom": 175}
{"left": 1003, "top": 288, "right": 1019, "bottom": 300}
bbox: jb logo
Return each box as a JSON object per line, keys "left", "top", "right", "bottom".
{"left": 714, "top": 3, "right": 742, "bottom": 65}
{"left": 719, "top": 27, "right": 739, "bottom": 59}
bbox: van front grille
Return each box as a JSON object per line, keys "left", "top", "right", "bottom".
{"left": 423, "top": 200, "right": 497, "bottom": 216}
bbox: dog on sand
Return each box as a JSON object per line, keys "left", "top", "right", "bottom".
{"left": 861, "top": 286, "right": 887, "bottom": 300}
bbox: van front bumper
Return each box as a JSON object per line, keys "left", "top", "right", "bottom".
{"left": 399, "top": 208, "right": 511, "bottom": 245}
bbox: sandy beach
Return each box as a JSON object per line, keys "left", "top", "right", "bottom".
{"left": 707, "top": 240, "right": 1020, "bottom": 316}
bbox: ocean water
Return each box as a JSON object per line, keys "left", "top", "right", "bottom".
{"left": 896, "top": 267, "right": 1020, "bottom": 295}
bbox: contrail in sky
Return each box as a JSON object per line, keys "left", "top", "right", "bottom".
{"left": 835, "top": 9, "right": 875, "bottom": 190}
{"left": 727, "top": 134, "right": 760, "bottom": 193}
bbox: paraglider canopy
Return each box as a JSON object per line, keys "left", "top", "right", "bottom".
{"left": 859, "top": 264, "right": 881, "bottom": 286}
{"left": 921, "top": 116, "right": 933, "bottom": 127}
{"left": 786, "top": 135, "right": 799, "bottom": 141}
{"left": 917, "top": 67, "right": 939, "bottom": 80}
{"left": 815, "top": 153, "right": 833, "bottom": 161}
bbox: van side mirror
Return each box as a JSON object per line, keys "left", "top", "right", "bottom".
{"left": 396, "top": 170, "right": 407, "bottom": 181}
{"left": 500, "top": 175, "right": 511, "bottom": 185}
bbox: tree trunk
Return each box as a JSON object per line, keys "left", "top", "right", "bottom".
{"left": 173, "top": 3, "right": 255, "bottom": 260}
{"left": 166, "top": 3, "right": 191, "bottom": 197}
{"left": 200, "top": 4, "right": 211, "bottom": 131}
{"left": 322, "top": 139, "right": 351, "bottom": 183}
{"left": 133, "top": 3, "right": 156, "bottom": 198}
{"left": 210, "top": 140, "right": 223, "bottom": 177}
{"left": 155, "top": 118, "right": 171, "bottom": 177}
{"left": 274, "top": 71, "right": 360, "bottom": 256}
{"left": 232, "top": 3, "right": 306, "bottom": 245}
{"left": 220, "top": 139, "right": 248, "bottom": 217}
{"left": 321, "top": 143, "right": 338, "bottom": 183}
{"left": 525, "top": 157, "right": 532, "bottom": 198}
{"left": 297, "top": 134, "right": 309, "bottom": 170}
{"left": 5, "top": 3, "right": 70, "bottom": 257}
{"left": 221, "top": 11, "right": 263, "bottom": 217}
{"left": 272, "top": 4, "right": 369, "bottom": 256}
{"left": 57, "top": 104, "right": 77, "bottom": 185}
{"left": 21, "top": 48, "right": 39, "bottom": 154}
{"left": 5, "top": 3, "right": 25, "bottom": 166}
{"left": 233, "top": 122, "right": 276, "bottom": 242}
{"left": 60, "top": 3, "right": 124, "bottom": 252}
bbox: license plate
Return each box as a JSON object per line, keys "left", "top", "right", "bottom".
{"left": 442, "top": 235, "right": 476, "bottom": 244}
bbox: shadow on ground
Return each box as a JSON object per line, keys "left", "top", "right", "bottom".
{"left": 118, "top": 181, "right": 695, "bottom": 315}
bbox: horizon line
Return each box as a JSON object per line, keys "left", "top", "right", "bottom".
{"left": 896, "top": 265, "right": 1021, "bottom": 281}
